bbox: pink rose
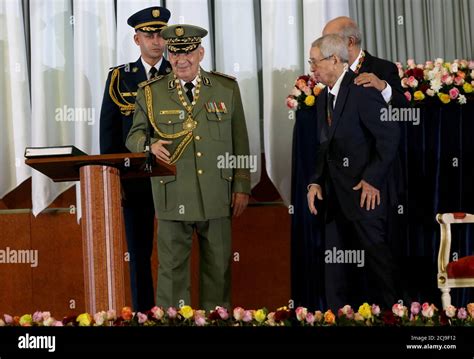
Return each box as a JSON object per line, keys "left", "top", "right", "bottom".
{"left": 242, "top": 310, "right": 253, "bottom": 322}
{"left": 449, "top": 87, "right": 460, "bottom": 99}
{"left": 392, "top": 303, "right": 406, "bottom": 317}
{"left": 411, "top": 302, "right": 421, "bottom": 315}
{"left": 233, "top": 307, "right": 245, "bottom": 321}
{"left": 216, "top": 306, "right": 229, "bottom": 320}
{"left": 4, "top": 314, "right": 13, "bottom": 324}
{"left": 339, "top": 305, "right": 354, "bottom": 319}
{"left": 303, "top": 86, "right": 312, "bottom": 96}
{"left": 468, "top": 61, "right": 474, "bottom": 69}
{"left": 137, "top": 312, "right": 147, "bottom": 324}
{"left": 305, "top": 312, "right": 315, "bottom": 325}
{"left": 441, "top": 74, "right": 453, "bottom": 85}
{"left": 457, "top": 307, "right": 467, "bottom": 320}
{"left": 54, "top": 321, "right": 64, "bottom": 326}
{"left": 401, "top": 78, "right": 409, "bottom": 88}
{"left": 407, "top": 59, "right": 416, "bottom": 69}
{"left": 167, "top": 307, "right": 178, "bottom": 319}
{"left": 33, "top": 311, "right": 43, "bottom": 323}
{"left": 371, "top": 304, "right": 381, "bottom": 316}
{"left": 445, "top": 305, "right": 457, "bottom": 318}
{"left": 194, "top": 310, "right": 207, "bottom": 326}
{"left": 421, "top": 302, "right": 434, "bottom": 318}
{"left": 295, "top": 307, "right": 308, "bottom": 321}
{"left": 454, "top": 76, "right": 465, "bottom": 86}
{"left": 151, "top": 306, "right": 164, "bottom": 320}
{"left": 407, "top": 76, "right": 418, "bottom": 88}
{"left": 404, "top": 91, "right": 412, "bottom": 101}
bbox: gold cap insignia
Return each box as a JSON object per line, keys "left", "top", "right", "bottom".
{"left": 175, "top": 27, "right": 184, "bottom": 37}
{"left": 132, "top": 67, "right": 138, "bottom": 73}
{"left": 152, "top": 9, "right": 160, "bottom": 18}
{"left": 166, "top": 67, "right": 171, "bottom": 73}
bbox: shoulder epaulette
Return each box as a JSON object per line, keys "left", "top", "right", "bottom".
{"left": 138, "top": 75, "right": 164, "bottom": 88}
{"left": 108, "top": 63, "right": 127, "bottom": 72}
{"left": 211, "top": 71, "right": 236, "bottom": 81}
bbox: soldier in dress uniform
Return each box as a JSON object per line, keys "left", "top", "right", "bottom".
{"left": 126, "top": 24, "right": 251, "bottom": 311}
{"left": 99, "top": 6, "right": 172, "bottom": 312}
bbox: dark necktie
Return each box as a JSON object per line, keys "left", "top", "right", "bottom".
{"left": 327, "top": 92, "right": 335, "bottom": 127}
{"left": 184, "top": 82, "right": 194, "bottom": 103}
{"left": 149, "top": 66, "right": 158, "bottom": 79}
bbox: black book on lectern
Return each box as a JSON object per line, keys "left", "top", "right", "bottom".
{"left": 24, "top": 145, "right": 87, "bottom": 158}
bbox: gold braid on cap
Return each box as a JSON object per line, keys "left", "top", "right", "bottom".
{"left": 109, "top": 68, "right": 135, "bottom": 115}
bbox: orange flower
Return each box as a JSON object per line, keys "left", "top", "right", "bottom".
{"left": 121, "top": 306, "right": 133, "bottom": 320}
{"left": 324, "top": 309, "right": 336, "bottom": 325}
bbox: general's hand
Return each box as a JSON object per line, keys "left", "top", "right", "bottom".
{"left": 352, "top": 180, "right": 380, "bottom": 210}
{"left": 151, "top": 140, "right": 173, "bottom": 164}
{"left": 354, "top": 72, "right": 387, "bottom": 92}
{"left": 307, "top": 184, "right": 323, "bottom": 215}
{"left": 231, "top": 192, "right": 249, "bottom": 217}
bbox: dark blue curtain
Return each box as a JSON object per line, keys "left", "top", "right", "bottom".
{"left": 291, "top": 103, "right": 474, "bottom": 311}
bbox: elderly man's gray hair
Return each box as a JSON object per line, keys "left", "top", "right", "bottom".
{"left": 312, "top": 34, "right": 349, "bottom": 64}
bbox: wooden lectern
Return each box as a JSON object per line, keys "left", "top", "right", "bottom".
{"left": 25, "top": 153, "right": 175, "bottom": 314}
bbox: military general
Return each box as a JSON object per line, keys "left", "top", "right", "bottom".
{"left": 99, "top": 6, "right": 172, "bottom": 312}
{"left": 126, "top": 24, "right": 251, "bottom": 311}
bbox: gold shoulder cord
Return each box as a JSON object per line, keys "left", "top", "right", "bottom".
{"left": 144, "top": 83, "right": 200, "bottom": 165}
{"left": 109, "top": 68, "right": 135, "bottom": 115}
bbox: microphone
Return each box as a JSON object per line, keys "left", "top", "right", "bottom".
{"left": 121, "top": 76, "right": 154, "bottom": 173}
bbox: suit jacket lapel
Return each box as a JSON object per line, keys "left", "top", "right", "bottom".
{"left": 327, "top": 71, "right": 355, "bottom": 141}
{"left": 359, "top": 50, "right": 373, "bottom": 74}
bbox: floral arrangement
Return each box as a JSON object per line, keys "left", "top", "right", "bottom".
{"left": 286, "top": 74, "right": 325, "bottom": 110}
{"left": 398, "top": 58, "right": 474, "bottom": 105}
{"left": 2, "top": 302, "right": 474, "bottom": 327}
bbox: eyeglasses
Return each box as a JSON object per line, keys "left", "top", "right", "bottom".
{"left": 307, "top": 54, "right": 334, "bottom": 66}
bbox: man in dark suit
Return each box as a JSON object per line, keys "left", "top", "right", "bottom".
{"left": 307, "top": 34, "right": 401, "bottom": 311}
{"left": 99, "top": 6, "right": 172, "bottom": 312}
{"left": 322, "top": 16, "right": 408, "bottom": 108}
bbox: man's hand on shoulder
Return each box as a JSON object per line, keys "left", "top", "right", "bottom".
{"left": 353, "top": 179, "right": 380, "bottom": 210}
{"left": 354, "top": 72, "right": 387, "bottom": 92}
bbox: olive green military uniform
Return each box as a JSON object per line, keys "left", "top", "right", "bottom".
{"left": 126, "top": 67, "right": 250, "bottom": 310}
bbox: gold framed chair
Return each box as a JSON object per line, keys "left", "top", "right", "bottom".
{"left": 436, "top": 212, "right": 474, "bottom": 309}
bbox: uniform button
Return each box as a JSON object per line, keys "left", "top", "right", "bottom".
{"left": 198, "top": 169, "right": 203, "bottom": 175}
{"left": 197, "top": 152, "right": 202, "bottom": 157}
{"left": 160, "top": 180, "right": 164, "bottom": 184}
{"left": 195, "top": 135, "right": 201, "bottom": 141}
{"left": 168, "top": 120, "right": 172, "bottom": 124}
{"left": 228, "top": 176, "right": 233, "bottom": 180}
